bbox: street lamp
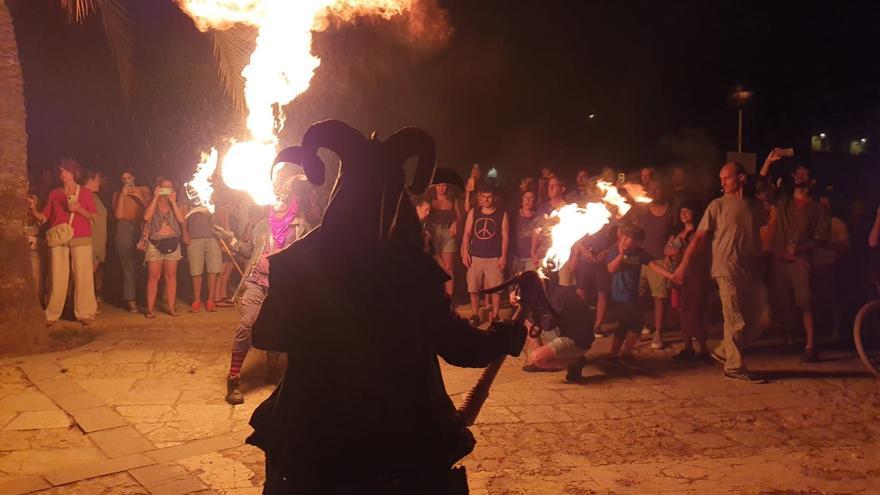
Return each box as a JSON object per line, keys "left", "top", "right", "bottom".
{"left": 730, "top": 86, "right": 754, "bottom": 152}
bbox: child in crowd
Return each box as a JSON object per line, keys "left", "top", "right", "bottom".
{"left": 606, "top": 224, "right": 673, "bottom": 369}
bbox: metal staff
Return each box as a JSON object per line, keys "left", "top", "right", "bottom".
{"left": 457, "top": 270, "right": 557, "bottom": 426}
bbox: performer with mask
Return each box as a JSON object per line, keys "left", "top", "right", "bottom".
{"left": 246, "top": 121, "right": 530, "bottom": 494}
{"left": 213, "top": 166, "right": 310, "bottom": 405}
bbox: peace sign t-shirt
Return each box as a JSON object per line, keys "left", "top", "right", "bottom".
{"left": 469, "top": 207, "right": 505, "bottom": 258}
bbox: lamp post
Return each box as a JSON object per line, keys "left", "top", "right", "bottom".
{"left": 730, "top": 86, "right": 753, "bottom": 152}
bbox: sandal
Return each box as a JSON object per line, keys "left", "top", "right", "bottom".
{"left": 145, "top": 309, "right": 156, "bottom": 319}
{"left": 216, "top": 299, "right": 234, "bottom": 308}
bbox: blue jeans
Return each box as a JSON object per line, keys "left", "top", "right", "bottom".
{"left": 115, "top": 220, "right": 140, "bottom": 301}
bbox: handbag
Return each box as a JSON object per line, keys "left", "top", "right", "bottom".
{"left": 151, "top": 236, "right": 180, "bottom": 254}
{"left": 136, "top": 223, "right": 150, "bottom": 251}
{"left": 46, "top": 186, "right": 78, "bottom": 248}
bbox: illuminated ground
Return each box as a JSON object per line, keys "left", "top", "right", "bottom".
{"left": 0, "top": 305, "right": 878, "bottom": 494}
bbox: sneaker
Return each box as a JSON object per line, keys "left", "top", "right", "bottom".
{"left": 225, "top": 375, "right": 244, "bottom": 405}
{"left": 641, "top": 326, "right": 652, "bottom": 336}
{"left": 800, "top": 347, "right": 820, "bottom": 363}
{"left": 565, "top": 356, "right": 588, "bottom": 383}
{"left": 205, "top": 299, "right": 217, "bottom": 312}
{"left": 723, "top": 369, "right": 767, "bottom": 383}
{"left": 672, "top": 348, "right": 696, "bottom": 362}
{"left": 593, "top": 327, "right": 606, "bottom": 339}
{"left": 468, "top": 314, "right": 481, "bottom": 327}
{"left": 190, "top": 300, "right": 202, "bottom": 313}
{"left": 650, "top": 333, "right": 666, "bottom": 350}
{"left": 522, "top": 363, "right": 562, "bottom": 373}
{"left": 126, "top": 300, "right": 139, "bottom": 313}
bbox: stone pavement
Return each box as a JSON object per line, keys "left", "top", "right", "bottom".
{"left": 0, "top": 304, "right": 878, "bottom": 494}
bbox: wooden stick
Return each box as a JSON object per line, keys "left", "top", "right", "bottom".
{"left": 218, "top": 238, "right": 244, "bottom": 276}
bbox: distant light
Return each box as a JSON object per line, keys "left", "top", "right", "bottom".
{"left": 588, "top": 113, "right": 596, "bottom": 120}
{"left": 861, "top": 138, "right": 867, "bottom": 143}
{"left": 819, "top": 133, "right": 826, "bottom": 139}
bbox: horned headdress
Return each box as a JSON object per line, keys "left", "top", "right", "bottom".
{"left": 252, "top": 120, "right": 437, "bottom": 350}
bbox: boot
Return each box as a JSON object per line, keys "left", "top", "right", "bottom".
{"left": 225, "top": 375, "right": 244, "bottom": 405}
{"left": 565, "top": 356, "right": 589, "bottom": 383}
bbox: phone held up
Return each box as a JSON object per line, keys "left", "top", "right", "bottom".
{"left": 158, "top": 187, "right": 172, "bottom": 196}
{"left": 778, "top": 147, "right": 794, "bottom": 157}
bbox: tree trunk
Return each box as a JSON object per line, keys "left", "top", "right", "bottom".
{"left": 0, "top": 0, "right": 47, "bottom": 355}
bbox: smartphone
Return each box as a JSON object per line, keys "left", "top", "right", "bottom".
{"left": 67, "top": 194, "right": 77, "bottom": 204}
{"left": 125, "top": 177, "right": 135, "bottom": 187}
{"left": 159, "top": 187, "right": 172, "bottom": 196}
{"left": 779, "top": 148, "right": 794, "bottom": 157}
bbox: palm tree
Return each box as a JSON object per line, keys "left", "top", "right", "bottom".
{"left": 0, "top": 0, "right": 134, "bottom": 355}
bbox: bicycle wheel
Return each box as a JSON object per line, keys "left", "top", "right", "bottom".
{"left": 853, "top": 300, "right": 880, "bottom": 378}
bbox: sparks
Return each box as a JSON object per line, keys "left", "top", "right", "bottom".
{"left": 176, "top": 0, "right": 417, "bottom": 205}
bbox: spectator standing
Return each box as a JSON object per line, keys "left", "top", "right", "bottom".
{"left": 573, "top": 222, "right": 616, "bottom": 338}
{"left": 634, "top": 181, "right": 675, "bottom": 349}
{"left": 212, "top": 195, "right": 237, "bottom": 307}
{"left": 426, "top": 182, "right": 462, "bottom": 297}
{"left": 182, "top": 200, "right": 222, "bottom": 313}
{"left": 28, "top": 159, "right": 98, "bottom": 326}
{"left": 112, "top": 171, "right": 151, "bottom": 312}
{"left": 25, "top": 184, "right": 45, "bottom": 308}
{"left": 531, "top": 176, "right": 567, "bottom": 266}
{"left": 512, "top": 190, "right": 538, "bottom": 273}
{"left": 675, "top": 162, "right": 769, "bottom": 383}
{"left": 759, "top": 150, "right": 830, "bottom": 362}
{"left": 461, "top": 184, "right": 509, "bottom": 325}
{"left": 143, "top": 178, "right": 185, "bottom": 318}
{"left": 83, "top": 170, "right": 107, "bottom": 303}
{"left": 665, "top": 202, "right": 711, "bottom": 362}
{"left": 812, "top": 193, "right": 849, "bottom": 340}
{"left": 564, "top": 169, "right": 591, "bottom": 204}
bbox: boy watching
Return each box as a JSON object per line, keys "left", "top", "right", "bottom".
{"left": 606, "top": 224, "right": 673, "bottom": 369}
{"left": 461, "top": 183, "right": 510, "bottom": 325}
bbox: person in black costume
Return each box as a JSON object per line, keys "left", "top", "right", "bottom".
{"left": 246, "top": 120, "right": 527, "bottom": 494}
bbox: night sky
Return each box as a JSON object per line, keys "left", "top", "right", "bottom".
{"left": 9, "top": 0, "right": 880, "bottom": 187}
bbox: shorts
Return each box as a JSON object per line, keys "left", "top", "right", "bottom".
{"left": 145, "top": 242, "right": 182, "bottom": 262}
{"left": 576, "top": 261, "right": 611, "bottom": 295}
{"left": 467, "top": 256, "right": 504, "bottom": 293}
{"left": 428, "top": 224, "right": 457, "bottom": 254}
{"left": 187, "top": 237, "right": 223, "bottom": 276}
{"left": 611, "top": 301, "right": 641, "bottom": 338}
{"left": 772, "top": 258, "right": 811, "bottom": 309}
{"left": 541, "top": 328, "right": 587, "bottom": 360}
{"left": 639, "top": 260, "right": 669, "bottom": 299}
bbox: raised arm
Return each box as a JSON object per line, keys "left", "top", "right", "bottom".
{"left": 144, "top": 186, "right": 160, "bottom": 221}
{"left": 759, "top": 147, "right": 784, "bottom": 177}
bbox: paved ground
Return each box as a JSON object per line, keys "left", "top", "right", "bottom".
{"left": 1, "top": 304, "right": 879, "bottom": 495}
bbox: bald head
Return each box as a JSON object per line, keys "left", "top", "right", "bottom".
{"left": 719, "top": 161, "right": 746, "bottom": 196}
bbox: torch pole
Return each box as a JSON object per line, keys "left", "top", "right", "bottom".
{"left": 737, "top": 107, "right": 743, "bottom": 153}
{"left": 218, "top": 238, "right": 244, "bottom": 276}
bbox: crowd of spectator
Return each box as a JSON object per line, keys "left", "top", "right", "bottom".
{"left": 25, "top": 159, "right": 260, "bottom": 325}
{"left": 23, "top": 151, "right": 880, "bottom": 387}
{"left": 413, "top": 152, "right": 880, "bottom": 383}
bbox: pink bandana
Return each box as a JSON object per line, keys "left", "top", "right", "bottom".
{"left": 269, "top": 196, "right": 299, "bottom": 250}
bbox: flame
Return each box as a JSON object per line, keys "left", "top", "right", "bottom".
{"left": 540, "top": 180, "right": 644, "bottom": 273}
{"left": 176, "top": 0, "right": 418, "bottom": 205}
{"left": 542, "top": 202, "right": 612, "bottom": 272}
{"left": 622, "top": 183, "right": 653, "bottom": 204}
{"left": 185, "top": 148, "right": 219, "bottom": 212}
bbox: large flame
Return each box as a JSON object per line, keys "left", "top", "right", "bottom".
{"left": 185, "top": 148, "right": 219, "bottom": 212}
{"left": 540, "top": 180, "right": 647, "bottom": 273}
{"left": 176, "top": 0, "right": 417, "bottom": 206}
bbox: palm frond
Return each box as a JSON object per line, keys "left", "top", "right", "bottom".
{"left": 59, "top": 0, "right": 135, "bottom": 102}
{"left": 211, "top": 25, "right": 255, "bottom": 114}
